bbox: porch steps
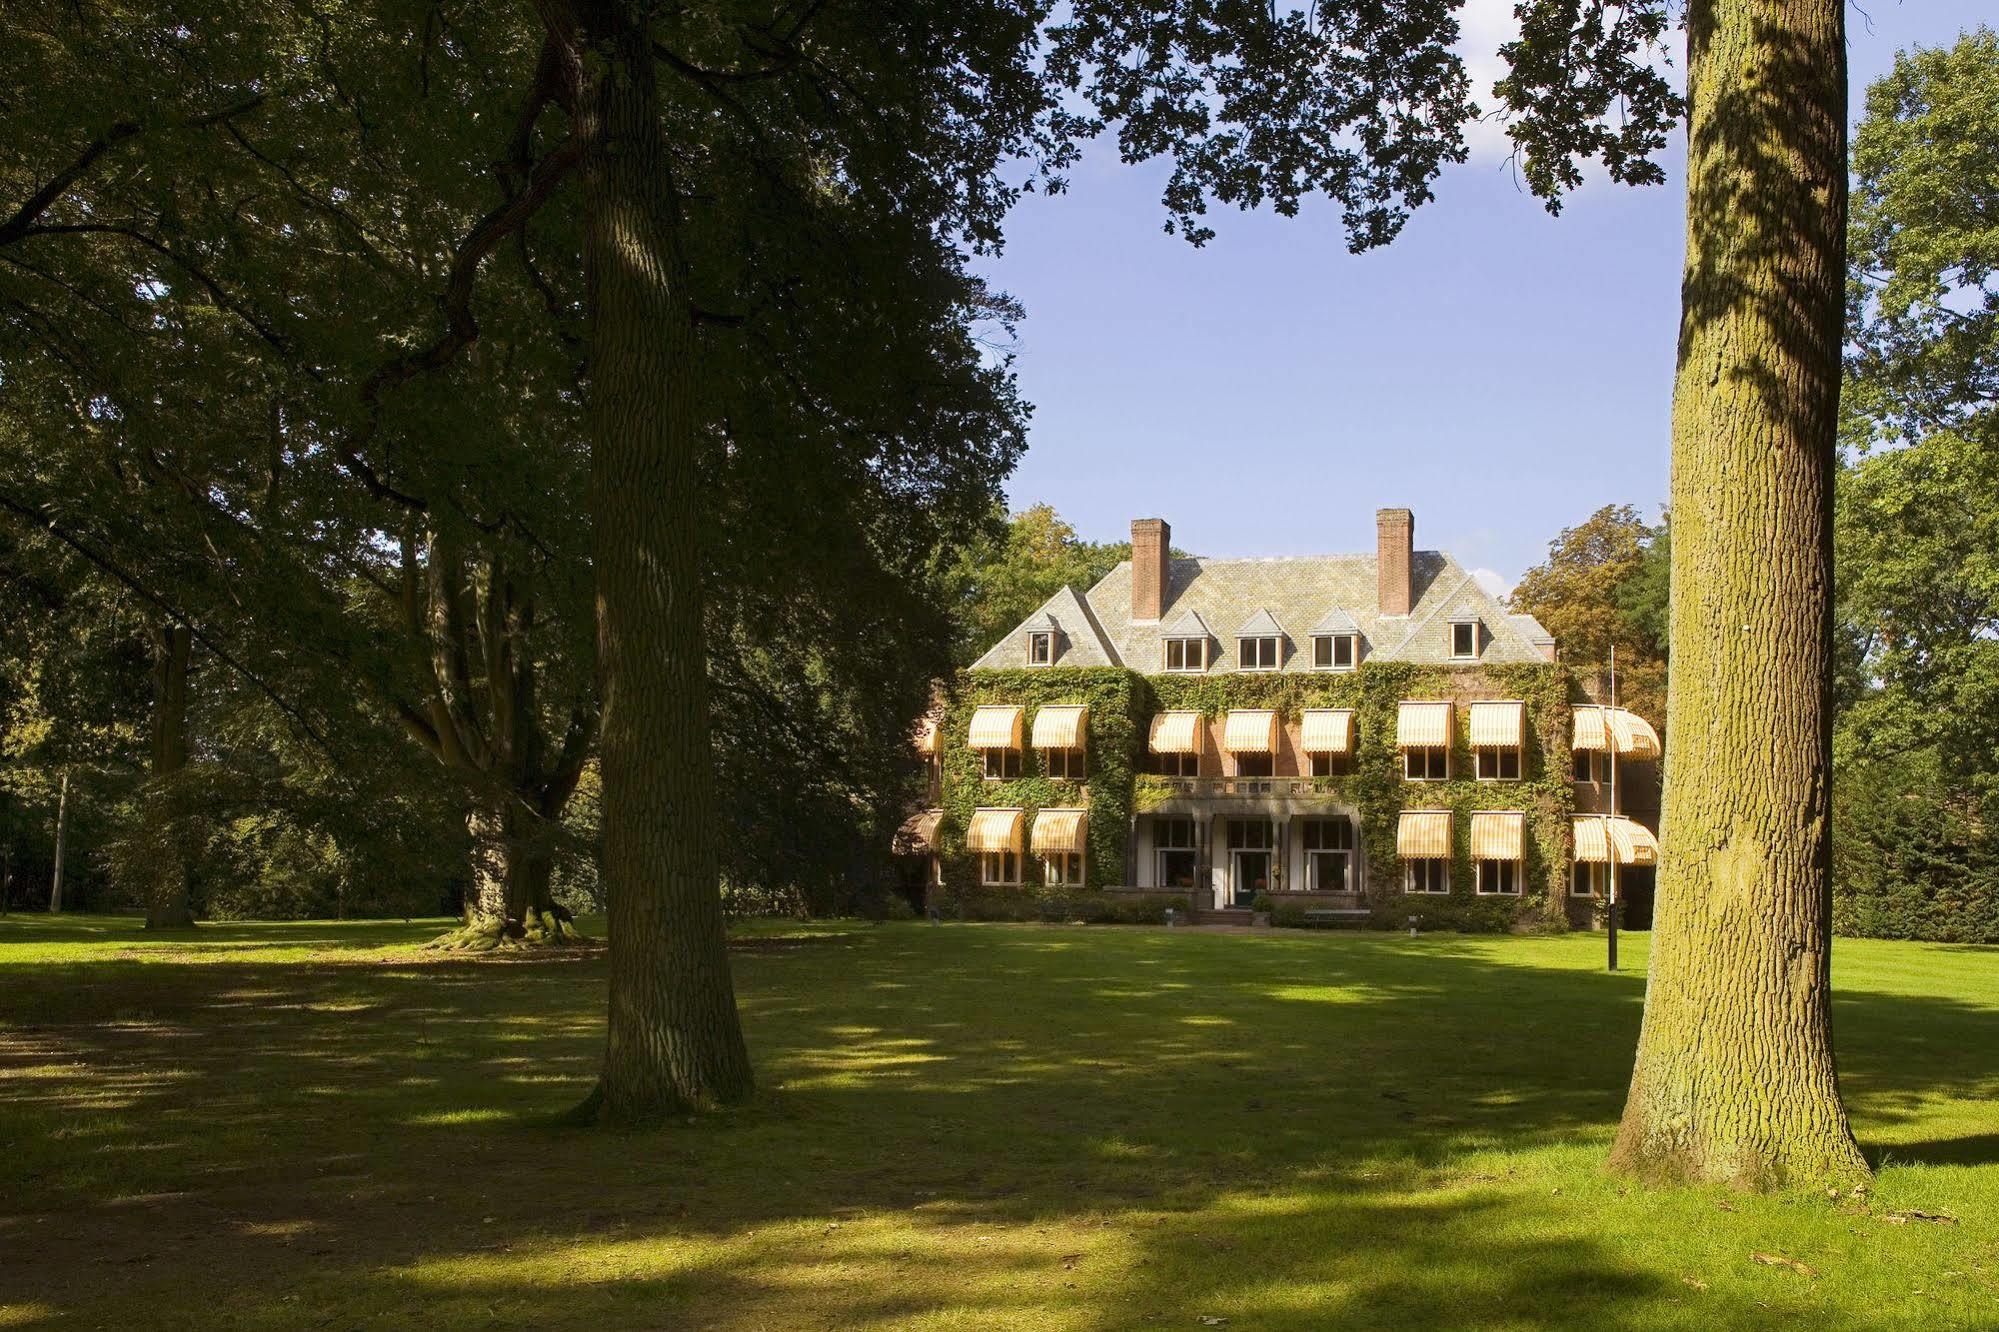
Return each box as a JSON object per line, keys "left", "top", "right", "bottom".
{"left": 1191, "top": 908, "right": 1255, "bottom": 926}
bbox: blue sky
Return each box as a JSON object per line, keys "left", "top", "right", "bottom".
{"left": 982, "top": 1, "right": 1991, "bottom": 594}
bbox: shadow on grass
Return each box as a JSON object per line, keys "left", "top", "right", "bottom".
{"left": 0, "top": 924, "right": 1993, "bottom": 1327}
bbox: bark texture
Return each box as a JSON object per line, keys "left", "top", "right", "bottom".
{"left": 567, "top": 0, "right": 753, "bottom": 1120}
{"left": 145, "top": 623, "right": 195, "bottom": 930}
{"left": 1609, "top": 0, "right": 1868, "bottom": 1189}
{"left": 50, "top": 770, "right": 69, "bottom": 913}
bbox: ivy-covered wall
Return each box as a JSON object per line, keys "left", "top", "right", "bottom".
{"left": 938, "top": 660, "right": 1576, "bottom": 932}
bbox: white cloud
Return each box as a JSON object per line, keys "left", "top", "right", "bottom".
{"left": 1471, "top": 567, "right": 1515, "bottom": 601}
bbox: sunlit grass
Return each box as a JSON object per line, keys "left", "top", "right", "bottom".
{"left": 0, "top": 914, "right": 1993, "bottom": 1328}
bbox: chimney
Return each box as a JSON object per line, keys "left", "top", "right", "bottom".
{"left": 1377, "top": 508, "right": 1413, "bottom": 617}
{"left": 1131, "top": 518, "right": 1169, "bottom": 623}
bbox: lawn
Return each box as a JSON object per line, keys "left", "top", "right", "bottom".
{"left": 0, "top": 916, "right": 1993, "bottom": 1329}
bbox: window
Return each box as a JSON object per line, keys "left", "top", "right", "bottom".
{"left": 1572, "top": 862, "right": 1602, "bottom": 898}
{"left": 983, "top": 749, "right": 1021, "bottom": 780}
{"left": 1477, "top": 747, "right": 1521, "bottom": 781}
{"left": 1157, "top": 816, "right": 1198, "bottom": 889}
{"left": 1405, "top": 858, "right": 1449, "bottom": 894}
{"left": 1476, "top": 859, "right": 1520, "bottom": 895}
{"left": 1042, "top": 852, "right": 1084, "bottom": 886}
{"left": 1303, "top": 818, "right": 1354, "bottom": 893}
{"left": 1027, "top": 631, "right": 1054, "bottom": 666}
{"left": 1163, "top": 637, "right": 1207, "bottom": 672}
{"left": 1044, "top": 748, "right": 1084, "bottom": 781}
{"left": 1310, "top": 752, "right": 1352, "bottom": 777}
{"left": 1450, "top": 620, "right": 1479, "bottom": 659}
{"left": 1405, "top": 746, "right": 1449, "bottom": 781}
{"left": 1572, "top": 750, "right": 1612, "bottom": 784}
{"left": 1234, "top": 752, "right": 1274, "bottom": 778}
{"left": 1312, "top": 634, "right": 1356, "bottom": 671}
{"left": 981, "top": 851, "right": 1020, "bottom": 885}
{"left": 1229, "top": 819, "right": 1275, "bottom": 849}
{"left": 1237, "top": 635, "right": 1280, "bottom": 671}
{"left": 1151, "top": 750, "right": 1198, "bottom": 778}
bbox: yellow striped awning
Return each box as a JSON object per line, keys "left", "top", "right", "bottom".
{"left": 1608, "top": 708, "right": 1662, "bottom": 759}
{"left": 967, "top": 705, "right": 1023, "bottom": 750}
{"left": 1397, "top": 701, "right": 1453, "bottom": 749}
{"left": 913, "top": 717, "right": 938, "bottom": 755}
{"left": 1470, "top": 810, "right": 1526, "bottom": 861}
{"left": 1398, "top": 810, "right": 1453, "bottom": 859}
{"left": 1223, "top": 709, "right": 1279, "bottom": 754}
{"left": 1300, "top": 708, "right": 1355, "bottom": 755}
{"left": 1572, "top": 816, "right": 1660, "bottom": 866}
{"left": 1468, "top": 700, "right": 1525, "bottom": 748}
{"left": 894, "top": 809, "right": 942, "bottom": 855}
{"left": 1573, "top": 706, "right": 1661, "bottom": 757}
{"left": 1149, "top": 710, "right": 1205, "bottom": 755}
{"left": 1030, "top": 704, "right": 1089, "bottom": 750}
{"left": 1030, "top": 808, "right": 1087, "bottom": 854}
{"left": 966, "top": 807, "right": 1024, "bottom": 853}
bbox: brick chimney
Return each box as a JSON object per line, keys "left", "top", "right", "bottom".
{"left": 1377, "top": 508, "right": 1413, "bottom": 617}
{"left": 1131, "top": 518, "right": 1170, "bottom": 623}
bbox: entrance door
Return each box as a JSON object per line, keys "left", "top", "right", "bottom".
{"left": 1231, "top": 851, "right": 1271, "bottom": 906}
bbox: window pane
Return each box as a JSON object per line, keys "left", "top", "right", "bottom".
{"left": 1334, "top": 635, "right": 1354, "bottom": 667}
{"left": 1313, "top": 637, "right": 1331, "bottom": 668}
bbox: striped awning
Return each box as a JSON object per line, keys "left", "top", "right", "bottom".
{"left": 966, "top": 807, "right": 1024, "bottom": 853}
{"left": 1223, "top": 709, "right": 1279, "bottom": 754}
{"left": 913, "top": 717, "right": 938, "bottom": 755}
{"left": 1468, "top": 700, "right": 1525, "bottom": 748}
{"left": 1573, "top": 706, "right": 1661, "bottom": 757}
{"left": 1608, "top": 708, "right": 1662, "bottom": 759}
{"left": 1470, "top": 810, "right": 1526, "bottom": 861}
{"left": 1398, "top": 810, "right": 1453, "bottom": 859}
{"left": 894, "top": 809, "right": 941, "bottom": 855}
{"left": 1300, "top": 708, "right": 1355, "bottom": 755}
{"left": 1149, "top": 711, "right": 1205, "bottom": 755}
{"left": 1572, "top": 816, "right": 1660, "bottom": 866}
{"left": 967, "top": 705, "right": 1023, "bottom": 750}
{"left": 1030, "top": 808, "right": 1087, "bottom": 854}
{"left": 1397, "top": 701, "right": 1453, "bottom": 749}
{"left": 1031, "top": 704, "right": 1089, "bottom": 750}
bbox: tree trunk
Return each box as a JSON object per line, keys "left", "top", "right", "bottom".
{"left": 50, "top": 770, "right": 69, "bottom": 913}
{"left": 145, "top": 623, "right": 195, "bottom": 931}
{"left": 570, "top": 0, "right": 753, "bottom": 1121}
{"left": 1609, "top": 0, "right": 1867, "bottom": 1189}
{"left": 437, "top": 796, "right": 581, "bottom": 949}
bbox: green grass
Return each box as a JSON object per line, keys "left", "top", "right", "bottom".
{"left": 0, "top": 915, "right": 1993, "bottom": 1329}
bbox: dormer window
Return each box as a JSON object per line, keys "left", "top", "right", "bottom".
{"left": 1162, "top": 637, "right": 1207, "bottom": 672}
{"left": 1448, "top": 611, "right": 1482, "bottom": 660}
{"left": 1027, "top": 631, "right": 1054, "bottom": 666}
{"left": 1312, "top": 634, "right": 1357, "bottom": 671}
{"left": 1237, "top": 636, "right": 1280, "bottom": 671}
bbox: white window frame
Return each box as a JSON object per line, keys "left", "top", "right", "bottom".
{"left": 1042, "top": 851, "right": 1084, "bottom": 887}
{"left": 1155, "top": 817, "right": 1198, "bottom": 890}
{"left": 1449, "top": 620, "right": 1480, "bottom": 660}
{"left": 980, "top": 850, "right": 1021, "bottom": 886}
{"left": 1236, "top": 635, "right": 1280, "bottom": 672}
{"left": 1404, "top": 858, "right": 1450, "bottom": 894}
{"left": 1303, "top": 818, "right": 1354, "bottom": 893}
{"left": 1404, "top": 746, "right": 1450, "bottom": 781}
{"left": 1309, "top": 751, "right": 1352, "bottom": 778}
{"left": 1162, "top": 637, "right": 1207, "bottom": 673}
{"left": 1026, "top": 631, "right": 1054, "bottom": 666}
{"left": 1475, "top": 858, "right": 1521, "bottom": 896}
{"left": 1043, "top": 747, "right": 1084, "bottom": 781}
{"left": 1571, "top": 861, "right": 1602, "bottom": 898}
{"left": 1476, "top": 746, "right": 1522, "bottom": 781}
{"left": 1312, "top": 634, "right": 1357, "bottom": 671}
{"left": 1151, "top": 749, "right": 1198, "bottom": 778}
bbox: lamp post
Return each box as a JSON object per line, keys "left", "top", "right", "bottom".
{"left": 1607, "top": 646, "right": 1620, "bottom": 973}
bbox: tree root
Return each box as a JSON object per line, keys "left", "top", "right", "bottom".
{"left": 427, "top": 905, "right": 590, "bottom": 951}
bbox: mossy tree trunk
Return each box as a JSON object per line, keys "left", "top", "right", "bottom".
{"left": 566, "top": 0, "right": 753, "bottom": 1121}
{"left": 1608, "top": 0, "right": 1868, "bottom": 1189}
{"left": 144, "top": 622, "right": 195, "bottom": 930}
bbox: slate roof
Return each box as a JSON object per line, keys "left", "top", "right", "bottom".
{"left": 973, "top": 546, "right": 1552, "bottom": 673}
{"left": 1234, "top": 608, "right": 1287, "bottom": 639}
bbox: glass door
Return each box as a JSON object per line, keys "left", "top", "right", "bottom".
{"left": 1231, "top": 851, "right": 1270, "bottom": 906}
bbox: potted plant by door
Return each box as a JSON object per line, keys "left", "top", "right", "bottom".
{"left": 1249, "top": 892, "right": 1274, "bottom": 928}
